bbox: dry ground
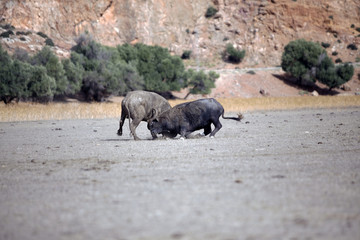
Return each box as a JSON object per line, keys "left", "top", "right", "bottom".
{"left": 0, "top": 107, "right": 359, "bottom": 240}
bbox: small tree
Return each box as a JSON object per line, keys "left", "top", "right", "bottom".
{"left": 281, "top": 39, "right": 325, "bottom": 84}
{"left": 184, "top": 69, "right": 219, "bottom": 99}
{"left": 181, "top": 50, "right": 192, "bottom": 59}
{"left": 61, "top": 58, "right": 84, "bottom": 95}
{"left": 31, "top": 46, "right": 68, "bottom": 96}
{"left": 282, "top": 39, "right": 354, "bottom": 90}
{"left": 205, "top": 6, "right": 218, "bottom": 18}
{"left": 224, "top": 44, "right": 245, "bottom": 63}
{"left": 27, "top": 65, "right": 56, "bottom": 102}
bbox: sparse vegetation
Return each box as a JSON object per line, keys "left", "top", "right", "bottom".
{"left": 205, "top": 6, "right": 218, "bottom": 18}
{"left": 335, "top": 58, "right": 342, "bottom": 63}
{"left": 321, "top": 42, "right": 330, "bottom": 48}
{"left": 0, "top": 24, "right": 15, "bottom": 30}
{"left": 0, "top": 30, "right": 14, "bottom": 38}
{"left": 181, "top": 50, "right": 192, "bottom": 59}
{"left": 37, "top": 31, "right": 48, "bottom": 39}
{"left": 347, "top": 43, "right": 358, "bottom": 50}
{"left": 45, "top": 38, "right": 55, "bottom": 46}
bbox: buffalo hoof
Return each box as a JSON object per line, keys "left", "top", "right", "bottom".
{"left": 117, "top": 130, "right": 122, "bottom": 136}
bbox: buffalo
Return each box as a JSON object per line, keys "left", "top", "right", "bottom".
{"left": 117, "top": 91, "right": 171, "bottom": 140}
{"left": 149, "top": 98, "right": 243, "bottom": 139}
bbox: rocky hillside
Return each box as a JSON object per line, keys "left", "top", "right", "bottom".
{"left": 1, "top": 0, "right": 359, "bottom": 67}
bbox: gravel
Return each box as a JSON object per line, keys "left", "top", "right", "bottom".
{"left": 0, "top": 107, "right": 359, "bottom": 240}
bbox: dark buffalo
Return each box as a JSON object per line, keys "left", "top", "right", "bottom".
{"left": 117, "top": 91, "right": 171, "bottom": 140}
{"left": 149, "top": 98, "right": 243, "bottom": 139}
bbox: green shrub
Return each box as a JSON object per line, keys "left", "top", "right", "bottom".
{"left": 28, "top": 65, "right": 56, "bottom": 102}
{"left": 181, "top": 50, "right": 192, "bottom": 59}
{"left": 356, "top": 27, "right": 360, "bottom": 32}
{"left": 31, "top": 46, "right": 68, "bottom": 96}
{"left": 347, "top": 44, "right": 358, "bottom": 50}
{"left": 281, "top": 39, "right": 324, "bottom": 83}
{"left": 282, "top": 39, "right": 354, "bottom": 89}
{"left": 335, "top": 58, "right": 342, "bottom": 63}
{"left": 185, "top": 69, "right": 218, "bottom": 98}
{"left": 205, "top": 6, "right": 218, "bottom": 18}
{"left": 37, "top": 31, "right": 48, "bottom": 39}
{"left": 332, "top": 51, "right": 338, "bottom": 56}
{"left": 0, "top": 30, "right": 14, "bottom": 38}
{"left": 321, "top": 42, "right": 331, "bottom": 48}
{"left": 61, "top": 58, "right": 83, "bottom": 95}
{"left": 317, "top": 62, "right": 354, "bottom": 90}
{"left": 0, "top": 24, "right": 15, "bottom": 30}
{"left": 45, "top": 38, "right": 55, "bottom": 46}
{"left": 224, "top": 44, "right": 245, "bottom": 63}
{"left": 127, "top": 43, "right": 187, "bottom": 92}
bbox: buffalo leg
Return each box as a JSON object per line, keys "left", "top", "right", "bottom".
{"left": 117, "top": 112, "right": 127, "bottom": 136}
{"left": 210, "top": 120, "right": 222, "bottom": 137}
{"left": 130, "top": 119, "right": 141, "bottom": 140}
{"left": 203, "top": 124, "right": 212, "bottom": 136}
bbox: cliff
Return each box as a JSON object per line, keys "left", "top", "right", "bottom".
{"left": 1, "top": 0, "right": 359, "bottom": 67}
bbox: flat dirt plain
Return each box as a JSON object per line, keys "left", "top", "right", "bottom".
{"left": 1, "top": 107, "right": 360, "bottom": 240}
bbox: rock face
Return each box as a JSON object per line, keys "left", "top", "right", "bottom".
{"left": 1, "top": 0, "right": 359, "bottom": 66}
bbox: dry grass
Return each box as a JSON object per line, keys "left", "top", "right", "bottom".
{"left": 0, "top": 96, "right": 359, "bottom": 122}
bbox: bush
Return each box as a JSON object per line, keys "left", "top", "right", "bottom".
{"left": 321, "top": 42, "right": 331, "bottom": 48}
{"left": 0, "top": 30, "right": 14, "bottom": 38}
{"left": 0, "top": 24, "right": 15, "bottom": 30}
{"left": 13, "top": 48, "right": 29, "bottom": 62}
{"left": 282, "top": 39, "right": 354, "bottom": 89}
{"left": 181, "top": 50, "right": 192, "bottom": 59}
{"left": 27, "top": 65, "right": 56, "bottom": 102}
{"left": 185, "top": 69, "right": 218, "bottom": 98}
{"left": 81, "top": 71, "right": 107, "bottom": 101}
{"left": 332, "top": 51, "right": 338, "bottom": 56}
{"left": 31, "top": 47, "right": 68, "bottom": 96}
{"left": 37, "top": 31, "right": 48, "bottom": 39}
{"left": 335, "top": 58, "right": 342, "bottom": 63}
{"left": 45, "top": 38, "right": 55, "bottom": 46}
{"left": 71, "top": 34, "right": 145, "bottom": 100}
{"left": 205, "top": 6, "right": 218, "bottom": 18}
{"left": 317, "top": 62, "right": 354, "bottom": 90}
{"left": 224, "top": 44, "right": 245, "bottom": 63}
{"left": 126, "top": 43, "right": 187, "bottom": 92}
{"left": 347, "top": 44, "right": 358, "bottom": 50}
{"left": 281, "top": 39, "right": 324, "bottom": 83}
{"left": 61, "top": 58, "right": 84, "bottom": 95}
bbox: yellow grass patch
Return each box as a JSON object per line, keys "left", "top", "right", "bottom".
{"left": 0, "top": 96, "right": 359, "bottom": 122}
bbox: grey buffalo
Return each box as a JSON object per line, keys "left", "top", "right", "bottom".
{"left": 149, "top": 98, "right": 243, "bottom": 139}
{"left": 117, "top": 91, "right": 171, "bottom": 140}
